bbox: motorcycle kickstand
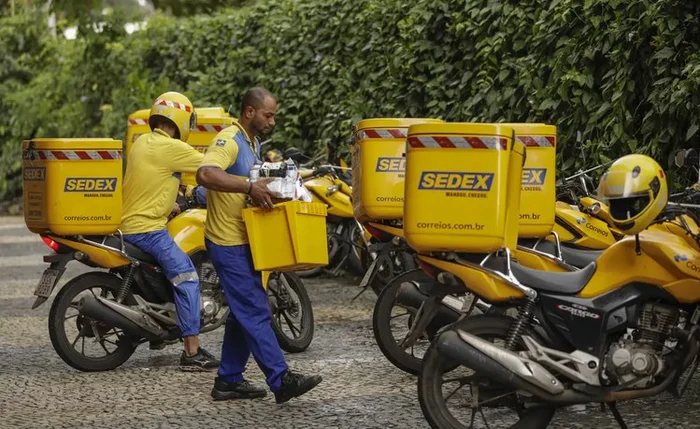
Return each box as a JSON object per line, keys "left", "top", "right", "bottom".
{"left": 351, "top": 283, "right": 372, "bottom": 301}
{"left": 605, "top": 402, "right": 628, "bottom": 429}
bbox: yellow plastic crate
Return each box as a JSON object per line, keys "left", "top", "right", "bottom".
{"left": 403, "top": 123, "right": 525, "bottom": 253}
{"left": 502, "top": 123, "right": 557, "bottom": 238}
{"left": 22, "top": 138, "right": 123, "bottom": 235}
{"left": 242, "top": 201, "right": 329, "bottom": 272}
{"left": 351, "top": 118, "right": 445, "bottom": 221}
{"left": 125, "top": 107, "right": 234, "bottom": 186}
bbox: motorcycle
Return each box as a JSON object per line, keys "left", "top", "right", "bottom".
{"left": 34, "top": 199, "right": 315, "bottom": 372}
{"left": 369, "top": 165, "right": 629, "bottom": 375}
{"left": 266, "top": 147, "right": 366, "bottom": 278}
{"left": 416, "top": 187, "right": 700, "bottom": 427}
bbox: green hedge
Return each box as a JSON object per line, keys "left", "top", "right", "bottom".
{"left": 2, "top": 0, "right": 700, "bottom": 200}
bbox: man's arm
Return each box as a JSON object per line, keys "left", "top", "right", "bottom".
{"left": 196, "top": 166, "right": 250, "bottom": 193}
{"left": 197, "top": 166, "right": 276, "bottom": 209}
{"left": 196, "top": 136, "right": 277, "bottom": 208}
{"left": 168, "top": 141, "right": 205, "bottom": 174}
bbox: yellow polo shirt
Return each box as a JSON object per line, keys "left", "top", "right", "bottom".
{"left": 200, "top": 121, "right": 260, "bottom": 246}
{"left": 120, "top": 129, "right": 204, "bottom": 234}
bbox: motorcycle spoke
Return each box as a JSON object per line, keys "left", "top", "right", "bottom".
{"left": 282, "top": 311, "right": 301, "bottom": 338}
{"left": 479, "top": 408, "right": 491, "bottom": 429}
{"left": 389, "top": 311, "right": 410, "bottom": 320}
{"left": 102, "top": 337, "right": 119, "bottom": 347}
{"left": 89, "top": 322, "right": 110, "bottom": 355}
{"left": 71, "top": 332, "right": 82, "bottom": 348}
{"left": 81, "top": 335, "right": 86, "bottom": 355}
{"left": 444, "top": 383, "right": 466, "bottom": 403}
{"left": 469, "top": 408, "right": 478, "bottom": 429}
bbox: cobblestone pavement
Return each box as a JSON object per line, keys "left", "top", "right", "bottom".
{"left": 2, "top": 216, "right": 700, "bottom": 428}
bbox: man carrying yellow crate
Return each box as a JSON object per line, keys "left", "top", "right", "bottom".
{"left": 196, "top": 87, "right": 322, "bottom": 403}
{"left": 119, "top": 91, "right": 220, "bottom": 371}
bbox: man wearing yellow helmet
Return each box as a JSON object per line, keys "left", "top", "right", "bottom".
{"left": 119, "top": 91, "right": 220, "bottom": 371}
{"left": 197, "top": 87, "right": 322, "bottom": 403}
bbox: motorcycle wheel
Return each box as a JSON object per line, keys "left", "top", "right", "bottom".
{"left": 418, "top": 315, "right": 556, "bottom": 429}
{"left": 48, "top": 272, "right": 137, "bottom": 372}
{"left": 372, "top": 269, "right": 462, "bottom": 375}
{"left": 267, "top": 272, "right": 315, "bottom": 353}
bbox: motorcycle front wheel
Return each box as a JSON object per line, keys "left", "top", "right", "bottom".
{"left": 267, "top": 272, "right": 315, "bottom": 353}
{"left": 48, "top": 272, "right": 137, "bottom": 372}
{"left": 418, "top": 315, "right": 555, "bottom": 429}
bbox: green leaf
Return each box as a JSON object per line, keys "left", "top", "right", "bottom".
{"left": 687, "top": 124, "right": 699, "bottom": 141}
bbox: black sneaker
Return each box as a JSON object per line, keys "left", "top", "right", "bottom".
{"left": 211, "top": 377, "right": 267, "bottom": 401}
{"left": 179, "top": 347, "right": 220, "bottom": 371}
{"left": 274, "top": 370, "right": 322, "bottom": 404}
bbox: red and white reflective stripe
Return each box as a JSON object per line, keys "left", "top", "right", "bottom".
{"left": 193, "top": 124, "right": 229, "bottom": 132}
{"left": 155, "top": 99, "right": 192, "bottom": 112}
{"left": 516, "top": 135, "right": 556, "bottom": 147}
{"left": 34, "top": 150, "right": 122, "bottom": 160}
{"left": 356, "top": 128, "right": 408, "bottom": 140}
{"left": 407, "top": 135, "right": 508, "bottom": 150}
{"left": 128, "top": 118, "right": 148, "bottom": 126}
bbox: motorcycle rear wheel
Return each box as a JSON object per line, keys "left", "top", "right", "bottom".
{"left": 418, "top": 315, "right": 555, "bottom": 429}
{"left": 372, "top": 269, "right": 463, "bottom": 375}
{"left": 48, "top": 272, "right": 137, "bottom": 372}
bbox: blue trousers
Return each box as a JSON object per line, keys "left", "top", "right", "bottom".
{"left": 205, "top": 239, "right": 288, "bottom": 392}
{"left": 124, "top": 229, "right": 201, "bottom": 337}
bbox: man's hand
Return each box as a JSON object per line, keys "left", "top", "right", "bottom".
{"left": 171, "top": 202, "right": 182, "bottom": 215}
{"left": 249, "top": 178, "right": 278, "bottom": 211}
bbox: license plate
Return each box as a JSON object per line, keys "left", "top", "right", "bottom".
{"left": 359, "top": 259, "right": 378, "bottom": 288}
{"left": 33, "top": 268, "right": 61, "bottom": 298}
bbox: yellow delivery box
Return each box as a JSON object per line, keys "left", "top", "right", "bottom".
{"left": 126, "top": 107, "right": 233, "bottom": 186}
{"left": 352, "top": 118, "right": 445, "bottom": 221}
{"left": 501, "top": 123, "right": 557, "bottom": 238}
{"left": 242, "top": 201, "right": 329, "bottom": 272}
{"left": 403, "top": 123, "right": 525, "bottom": 254}
{"left": 22, "top": 138, "right": 123, "bottom": 236}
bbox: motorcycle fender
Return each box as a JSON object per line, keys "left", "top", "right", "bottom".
{"left": 306, "top": 176, "right": 354, "bottom": 218}
{"left": 417, "top": 255, "right": 525, "bottom": 302}
{"left": 50, "top": 236, "right": 129, "bottom": 268}
{"left": 168, "top": 209, "right": 207, "bottom": 255}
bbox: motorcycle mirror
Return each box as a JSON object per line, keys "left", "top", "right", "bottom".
{"left": 674, "top": 149, "right": 687, "bottom": 168}
{"left": 284, "top": 147, "right": 303, "bottom": 161}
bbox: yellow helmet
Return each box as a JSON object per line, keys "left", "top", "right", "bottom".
{"left": 148, "top": 91, "right": 197, "bottom": 141}
{"left": 597, "top": 154, "right": 668, "bottom": 235}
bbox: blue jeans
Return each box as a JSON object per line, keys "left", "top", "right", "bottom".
{"left": 124, "top": 229, "right": 201, "bottom": 337}
{"left": 205, "top": 239, "right": 288, "bottom": 392}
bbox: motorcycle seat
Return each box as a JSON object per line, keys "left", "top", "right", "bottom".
{"left": 83, "top": 235, "right": 158, "bottom": 265}
{"left": 510, "top": 261, "right": 596, "bottom": 295}
{"left": 518, "top": 238, "right": 602, "bottom": 269}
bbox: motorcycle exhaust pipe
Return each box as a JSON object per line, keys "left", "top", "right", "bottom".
{"left": 436, "top": 329, "right": 567, "bottom": 397}
{"left": 435, "top": 329, "right": 681, "bottom": 405}
{"left": 395, "top": 282, "right": 462, "bottom": 332}
{"left": 77, "top": 293, "right": 166, "bottom": 342}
